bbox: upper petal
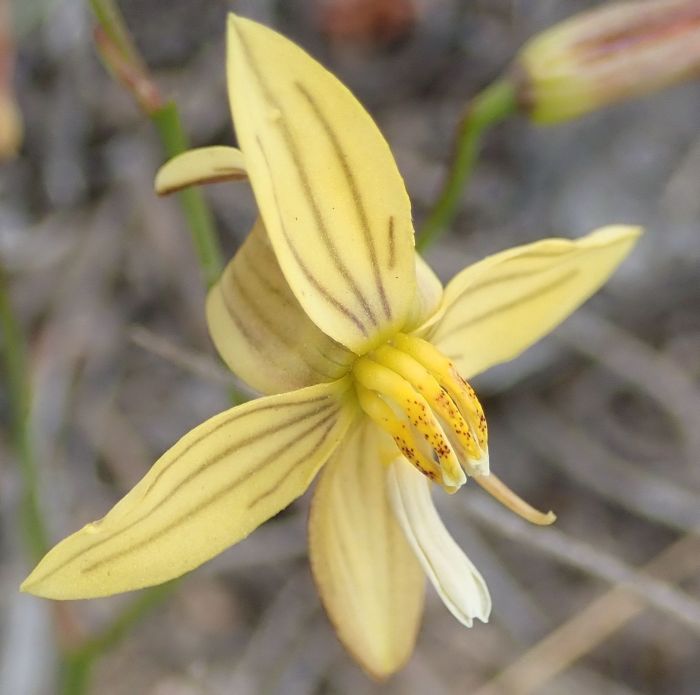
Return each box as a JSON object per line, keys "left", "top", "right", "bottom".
{"left": 421, "top": 225, "right": 641, "bottom": 378}
{"left": 309, "top": 419, "right": 425, "bottom": 679}
{"left": 22, "top": 380, "right": 356, "bottom": 599}
{"left": 206, "top": 217, "right": 356, "bottom": 394}
{"left": 227, "top": 14, "right": 416, "bottom": 354}
{"left": 387, "top": 458, "right": 491, "bottom": 627}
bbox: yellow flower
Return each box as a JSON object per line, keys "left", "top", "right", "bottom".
{"left": 22, "top": 14, "right": 641, "bottom": 678}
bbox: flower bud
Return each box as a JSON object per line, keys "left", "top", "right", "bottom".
{"left": 0, "top": 94, "right": 22, "bottom": 158}
{"left": 0, "top": 0, "right": 22, "bottom": 158}
{"left": 512, "top": 0, "right": 700, "bottom": 124}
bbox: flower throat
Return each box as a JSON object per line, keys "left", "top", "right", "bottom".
{"left": 353, "top": 333, "right": 488, "bottom": 491}
{"left": 354, "top": 333, "right": 555, "bottom": 525}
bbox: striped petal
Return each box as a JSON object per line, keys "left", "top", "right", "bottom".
{"left": 154, "top": 146, "right": 247, "bottom": 195}
{"left": 388, "top": 458, "right": 491, "bottom": 627}
{"left": 22, "top": 380, "right": 356, "bottom": 600}
{"left": 207, "top": 218, "right": 356, "bottom": 394}
{"left": 309, "top": 420, "right": 425, "bottom": 679}
{"left": 227, "top": 14, "right": 416, "bottom": 354}
{"left": 422, "top": 226, "right": 641, "bottom": 378}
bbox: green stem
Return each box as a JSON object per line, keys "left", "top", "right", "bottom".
{"left": 59, "top": 581, "right": 177, "bottom": 695}
{"left": 51, "top": 4, "right": 236, "bottom": 691}
{"left": 54, "top": 7, "right": 225, "bottom": 694}
{"left": 89, "top": 0, "right": 224, "bottom": 288}
{"left": 416, "top": 79, "right": 517, "bottom": 252}
{"left": 0, "top": 263, "right": 48, "bottom": 562}
{"left": 0, "top": 264, "right": 174, "bottom": 695}
{"left": 151, "top": 103, "right": 224, "bottom": 288}
{"left": 52, "top": 103, "right": 225, "bottom": 691}
{"left": 87, "top": 0, "right": 140, "bottom": 64}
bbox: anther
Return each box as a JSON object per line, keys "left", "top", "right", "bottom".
{"left": 353, "top": 358, "right": 466, "bottom": 489}
{"left": 355, "top": 383, "right": 443, "bottom": 483}
{"left": 392, "top": 333, "right": 489, "bottom": 473}
{"left": 372, "top": 344, "right": 482, "bottom": 463}
{"left": 360, "top": 334, "right": 555, "bottom": 525}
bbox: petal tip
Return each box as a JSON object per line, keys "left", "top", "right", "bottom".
{"left": 227, "top": 11, "right": 252, "bottom": 37}
{"left": 19, "top": 570, "right": 50, "bottom": 599}
{"left": 360, "top": 655, "right": 410, "bottom": 682}
{"left": 589, "top": 224, "right": 644, "bottom": 245}
{"left": 154, "top": 147, "right": 247, "bottom": 196}
{"left": 476, "top": 608, "right": 491, "bottom": 625}
{"left": 153, "top": 165, "right": 173, "bottom": 196}
{"left": 18, "top": 557, "right": 72, "bottom": 600}
{"left": 226, "top": 13, "right": 250, "bottom": 65}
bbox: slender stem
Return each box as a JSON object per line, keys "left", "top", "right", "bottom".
{"left": 59, "top": 581, "right": 177, "bottom": 695}
{"left": 89, "top": 0, "right": 224, "bottom": 288}
{"left": 151, "top": 103, "right": 224, "bottom": 288}
{"left": 51, "top": 5, "right": 226, "bottom": 694}
{"left": 0, "top": 262, "right": 173, "bottom": 695}
{"left": 416, "top": 79, "right": 517, "bottom": 252}
{"left": 87, "top": 0, "right": 140, "bottom": 64}
{"left": 0, "top": 263, "right": 48, "bottom": 562}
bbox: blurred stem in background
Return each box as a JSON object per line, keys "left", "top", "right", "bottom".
{"left": 3, "top": 1, "right": 230, "bottom": 694}
{"left": 415, "top": 79, "right": 516, "bottom": 251}
{"left": 0, "top": 266, "right": 93, "bottom": 694}
{"left": 58, "top": 582, "right": 175, "bottom": 695}
{"left": 0, "top": 263, "right": 48, "bottom": 562}
{"left": 149, "top": 104, "right": 225, "bottom": 289}
{"left": 90, "top": 0, "right": 224, "bottom": 288}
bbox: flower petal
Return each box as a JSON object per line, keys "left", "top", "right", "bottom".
{"left": 227, "top": 14, "right": 416, "bottom": 353}
{"left": 207, "top": 218, "right": 356, "bottom": 394}
{"left": 388, "top": 458, "right": 491, "bottom": 627}
{"left": 422, "top": 225, "right": 641, "bottom": 378}
{"left": 403, "top": 254, "right": 444, "bottom": 332}
{"left": 22, "top": 380, "right": 356, "bottom": 600}
{"left": 154, "top": 146, "right": 247, "bottom": 195}
{"left": 309, "top": 420, "right": 425, "bottom": 679}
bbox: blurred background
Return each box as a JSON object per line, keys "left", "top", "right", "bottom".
{"left": 1, "top": 0, "right": 699, "bottom": 693}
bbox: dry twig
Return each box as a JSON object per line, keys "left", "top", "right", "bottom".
{"left": 462, "top": 496, "right": 700, "bottom": 634}
{"left": 472, "top": 532, "right": 700, "bottom": 695}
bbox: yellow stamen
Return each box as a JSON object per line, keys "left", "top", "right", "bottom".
{"left": 393, "top": 333, "right": 488, "bottom": 464}
{"left": 372, "top": 344, "right": 482, "bottom": 462}
{"left": 353, "top": 358, "right": 466, "bottom": 489}
{"left": 355, "top": 383, "right": 443, "bottom": 484}
{"left": 475, "top": 473, "right": 556, "bottom": 526}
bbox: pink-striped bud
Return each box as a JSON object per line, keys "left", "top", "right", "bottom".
{"left": 513, "top": 0, "right": 700, "bottom": 123}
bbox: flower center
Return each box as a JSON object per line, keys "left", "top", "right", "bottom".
{"left": 353, "top": 333, "right": 488, "bottom": 492}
